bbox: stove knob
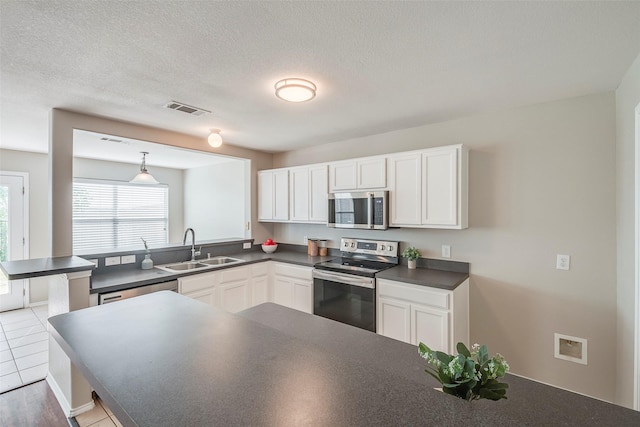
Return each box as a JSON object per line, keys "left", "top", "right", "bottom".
{"left": 388, "top": 245, "right": 394, "bottom": 252}
{"left": 351, "top": 242, "right": 356, "bottom": 248}
{"left": 380, "top": 245, "right": 386, "bottom": 251}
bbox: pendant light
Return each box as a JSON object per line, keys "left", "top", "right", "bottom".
{"left": 208, "top": 129, "right": 223, "bottom": 148}
{"left": 274, "top": 78, "right": 316, "bottom": 102}
{"left": 130, "top": 152, "right": 159, "bottom": 184}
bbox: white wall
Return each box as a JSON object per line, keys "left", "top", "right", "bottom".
{"left": 274, "top": 92, "right": 619, "bottom": 403}
{"left": 615, "top": 51, "right": 640, "bottom": 409}
{"left": 0, "top": 149, "right": 50, "bottom": 303}
{"left": 73, "top": 158, "right": 185, "bottom": 244}
{"left": 183, "top": 159, "right": 247, "bottom": 240}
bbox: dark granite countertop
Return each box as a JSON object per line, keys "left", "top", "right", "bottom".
{"left": 49, "top": 293, "right": 640, "bottom": 426}
{"left": 376, "top": 265, "right": 469, "bottom": 291}
{"left": 0, "top": 256, "right": 95, "bottom": 280}
{"left": 89, "top": 249, "right": 334, "bottom": 294}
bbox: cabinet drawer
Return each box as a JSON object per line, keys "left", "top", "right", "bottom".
{"left": 273, "top": 263, "right": 312, "bottom": 280}
{"left": 179, "top": 272, "right": 217, "bottom": 294}
{"left": 219, "top": 266, "right": 249, "bottom": 283}
{"left": 251, "top": 262, "right": 268, "bottom": 277}
{"left": 377, "top": 279, "right": 449, "bottom": 310}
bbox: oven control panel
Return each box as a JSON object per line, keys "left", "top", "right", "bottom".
{"left": 340, "top": 238, "right": 398, "bottom": 257}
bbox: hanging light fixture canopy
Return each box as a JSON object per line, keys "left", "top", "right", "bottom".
{"left": 130, "top": 151, "right": 159, "bottom": 185}
{"left": 208, "top": 128, "right": 223, "bottom": 148}
{"left": 274, "top": 78, "right": 316, "bottom": 102}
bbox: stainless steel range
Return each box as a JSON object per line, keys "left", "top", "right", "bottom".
{"left": 313, "top": 237, "right": 399, "bottom": 332}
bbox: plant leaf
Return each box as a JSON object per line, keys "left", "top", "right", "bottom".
{"left": 478, "top": 345, "right": 489, "bottom": 365}
{"left": 457, "top": 342, "right": 471, "bottom": 357}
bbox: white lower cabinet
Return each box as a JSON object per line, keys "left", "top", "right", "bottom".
{"left": 377, "top": 278, "right": 469, "bottom": 353}
{"left": 271, "top": 262, "right": 313, "bottom": 313}
{"left": 178, "top": 261, "right": 313, "bottom": 314}
{"left": 218, "top": 266, "right": 251, "bottom": 313}
{"left": 178, "top": 271, "right": 218, "bottom": 306}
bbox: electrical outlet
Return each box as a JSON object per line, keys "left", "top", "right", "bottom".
{"left": 121, "top": 255, "right": 136, "bottom": 264}
{"left": 105, "top": 256, "right": 121, "bottom": 266}
{"left": 243, "top": 242, "right": 251, "bottom": 249}
{"left": 304, "top": 236, "right": 308, "bottom": 244}
{"left": 442, "top": 245, "right": 451, "bottom": 258}
{"left": 556, "top": 254, "right": 570, "bottom": 271}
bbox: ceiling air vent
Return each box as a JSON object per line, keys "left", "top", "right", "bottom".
{"left": 163, "top": 101, "right": 211, "bottom": 116}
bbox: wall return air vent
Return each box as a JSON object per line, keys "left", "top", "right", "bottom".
{"left": 163, "top": 101, "right": 211, "bottom": 116}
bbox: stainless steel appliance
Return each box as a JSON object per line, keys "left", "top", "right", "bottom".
{"left": 313, "top": 237, "right": 398, "bottom": 332}
{"left": 327, "top": 191, "right": 389, "bottom": 230}
{"left": 98, "top": 280, "right": 178, "bottom": 305}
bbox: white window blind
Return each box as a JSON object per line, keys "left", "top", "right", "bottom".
{"left": 73, "top": 179, "right": 169, "bottom": 253}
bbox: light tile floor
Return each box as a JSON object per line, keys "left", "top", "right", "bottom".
{"left": 75, "top": 395, "right": 123, "bottom": 427}
{"left": 0, "top": 305, "right": 49, "bottom": 393}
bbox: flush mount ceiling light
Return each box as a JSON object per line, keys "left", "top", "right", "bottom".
{"left": 207, "top": 128, "right": 223, "bottom": 148}
{"left": 130, "top": 152, "right": 159, "bottom": 185}
{"left": 274, "top": 78, "right": 316, "bottom": 102}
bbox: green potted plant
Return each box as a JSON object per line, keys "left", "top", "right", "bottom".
{"left": 402, "top": 246, "right": 421, "bottom": 269}
{"left": 418, "top": 342, "right": 509, "bottom": 401}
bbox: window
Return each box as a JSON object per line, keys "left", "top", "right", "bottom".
{"left": 73, "top": 179, "right": 169, "bottom": 253}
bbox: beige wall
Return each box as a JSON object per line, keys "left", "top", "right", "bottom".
{"left": 615, "top": 51, "right": 640, "bottom": 409}
{"left": 184, "top": 160, "right": 247, "bottom": 241}
{"left": 274, "top": 93, "right": 619, "bottom": 403}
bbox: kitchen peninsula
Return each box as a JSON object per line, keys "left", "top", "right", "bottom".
{"left": 49, "top": 292, "right": 640, "bottom": 426}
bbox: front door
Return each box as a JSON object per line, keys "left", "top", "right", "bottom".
{"left": 0, "top": 173, "right": 27, "bottom": 311}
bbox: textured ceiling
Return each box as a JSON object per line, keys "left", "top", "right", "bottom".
{"left": 1, "top": 1, "right": 640, "bottom": 156}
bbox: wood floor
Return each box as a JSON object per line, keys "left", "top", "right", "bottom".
{"left": 0, "top": 380, "right": 70, "bottom": 426}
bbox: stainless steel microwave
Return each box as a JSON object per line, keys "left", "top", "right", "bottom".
{"left": 327, "top": 191, "right": 388, "bottom": 230}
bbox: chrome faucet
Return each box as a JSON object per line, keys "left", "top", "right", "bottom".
{"left": 183, "top": 228, "right": 200, "bottom": 261}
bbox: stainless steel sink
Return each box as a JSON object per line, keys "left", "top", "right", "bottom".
{"left": 199, "top": 256, "right": 243, "bottom": 266}
{"left": 156, "top": 256, "right": 243, "bottom": 273}
{"left": 160, "top": 262, "right": 209, "bottom": 271}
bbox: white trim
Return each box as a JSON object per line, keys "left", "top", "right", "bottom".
{"left": 29, "top": 300, "right": 48, "bottom": 308}
{"left": 634, "top": 105, "right": 640, "bottom": 411}
{"left": 0, "top": 170, "right": 30, "bottom": 309}
{"left": 46, "top": 374, "right": 95, "bottom": 417}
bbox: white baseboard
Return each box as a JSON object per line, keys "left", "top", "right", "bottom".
{"left": 46, "top": 374, "right": 95, "bottom": 418}
{"left": 29, "top": 301, "right": 48, "bottom": 308}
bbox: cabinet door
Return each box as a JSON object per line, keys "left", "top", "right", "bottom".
{"left": 357, "top": 157, "right": 386, "bottom": 189}
{"left": 289, "top": 167, "right": 310, "bottom": 222}
{"left": 329, "top": 161, "right": 357, "bottom": 191}
{"left": 272, "top": 276, "right": 294, "bottom": 308}
{"left": 411, "top": 303, "right": 450, "bottom": 352}
{"left": 258, "top": 171, "right": 274, "bottom": 221}
{"left": 377, "top": 296, "right": 411, "bottom": 344}
{"left": 308, "top": 165, "right": 328, "bottom": 222}
{"left": 251, "top": 275, "right": 269, "bottom": 307}
{"left": 179, "top": 272, "right": 217, "bottom": 294}
{"left": 388, "top": 153, "right": 421, "bottom": 225}
{"left": 183, "top": 288, "right": 216, "bottom": 306}
{"left": 292, "top": 279, "right": 312, "bottom": 314}
{"left": 273, "top": 169, "right": 289, "bottom": 221}
{"left": 422, "top": 148, "right": 458, "bottom": 226}
{"left": 218, "top": 280, "right": 251, "bottom": 313}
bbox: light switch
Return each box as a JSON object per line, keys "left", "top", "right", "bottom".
{"left": 442, "top": 245, "right": 451, "bottom": 258}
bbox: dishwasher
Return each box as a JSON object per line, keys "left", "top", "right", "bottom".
{"left": 98, "top": 280, "right": 179, "bottom": 305}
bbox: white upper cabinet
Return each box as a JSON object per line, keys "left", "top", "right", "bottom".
{"left": 329, "top": 157, "right": 386, "bottom": 192}
{"left": 258, "top": 169, "right": 289, "bottom": 222}
{"left": 289, "top": 164, "right": 328, "bottom": 223}
{"left": 389, "top": 145, "right": 468, "bottom": 229}
{"left": 308, "top": 165, "right": 329, "bottom": 222}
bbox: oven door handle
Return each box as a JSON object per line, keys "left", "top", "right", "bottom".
{"left": 313, "top": 269, "right": 375, "bottom": 289}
